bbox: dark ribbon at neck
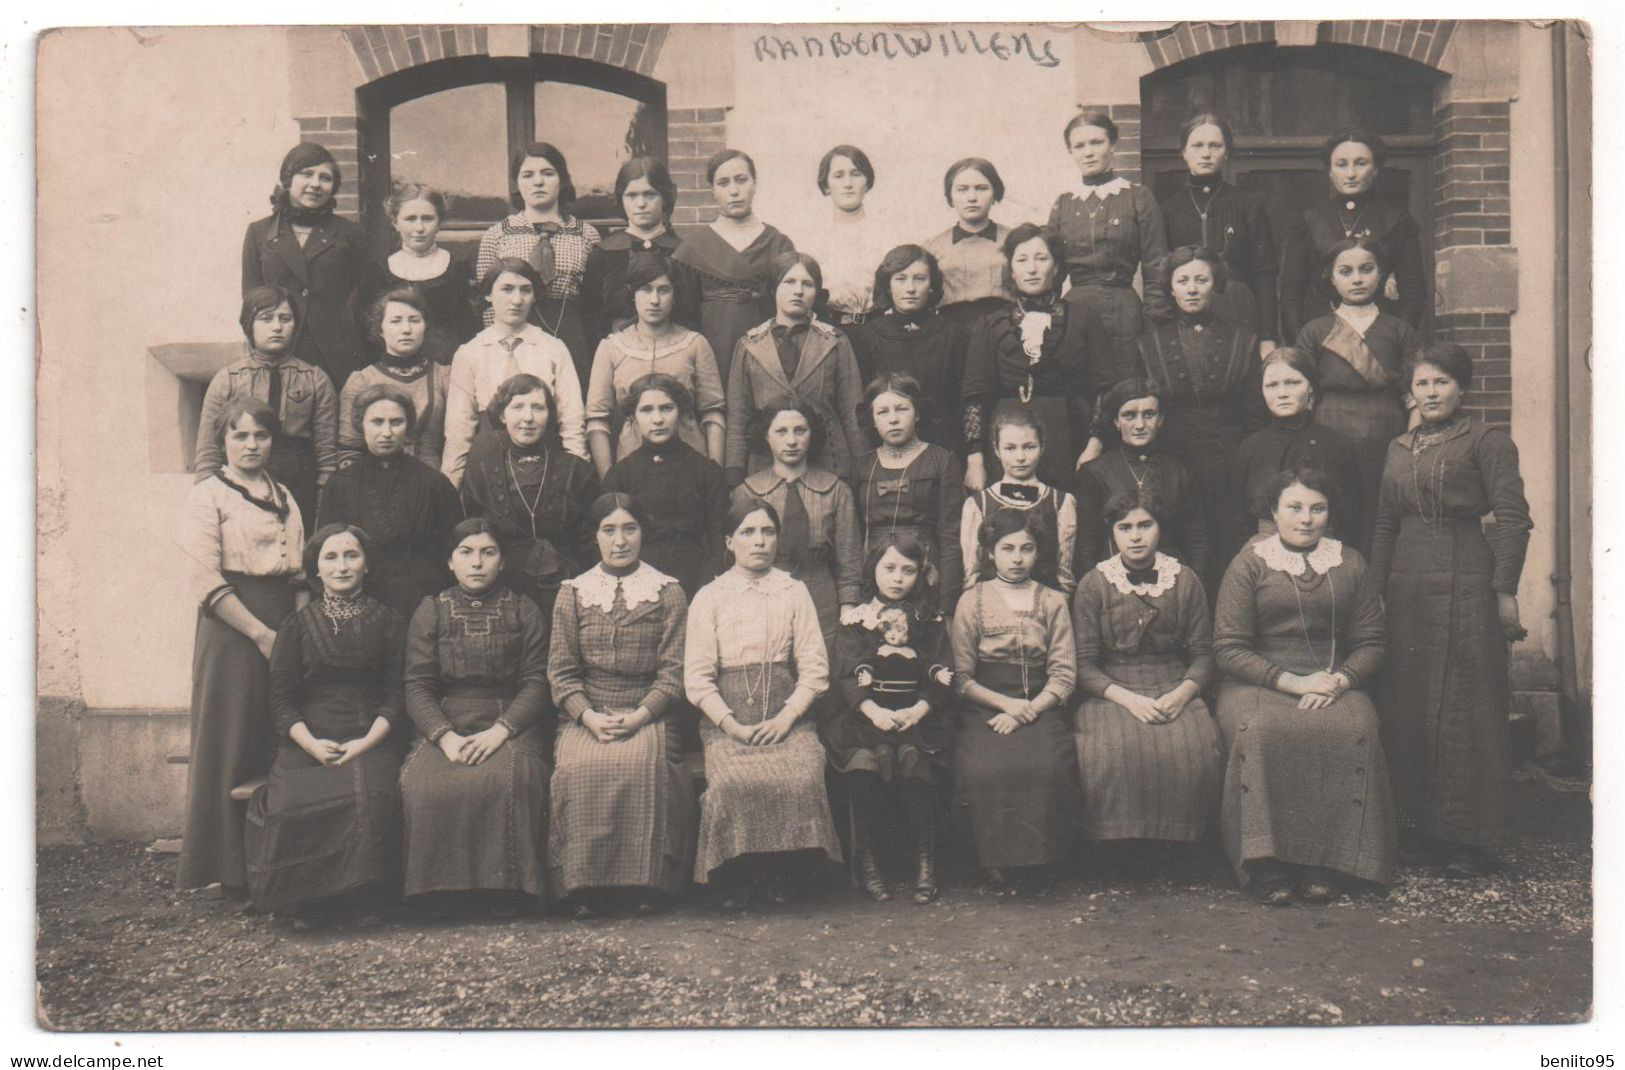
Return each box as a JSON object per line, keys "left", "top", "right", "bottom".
{"left": 217, "top": 472, "right": 290, "bottom": 521}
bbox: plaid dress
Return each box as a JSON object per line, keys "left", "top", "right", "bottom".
{"left": 546, "top": 565, "right": 694, "bottom": 897}
{"left": 475, "top": 213, "right": 602, "bottom": 382}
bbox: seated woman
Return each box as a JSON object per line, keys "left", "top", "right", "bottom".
{"left": 585, "top": 254, "right": 726, "bottom": 477}
{"left": 195, "top": 285, "right": 338, "bottom": 532}
{"left": 547, "top": 493, "right": 694, "bottom": 917}
{"left": 949, "top": 510, "right": 1080, "bottom": 889}
{"left": 731, "top": 400, "right": 862, "bottom": 649}
{"left": 1071, "top": 491, "right": 1222, "bottom": 854}
{"left": 401, "top": 519, "right": 552, "bottom": 916}
{"left": 317, "top": 385, "right": 463, "bottom": 618}
{"left": 821, "top": 536, "right": 954, "bottom": 904}
{"left": 958, "top": 406, "right": 1078, "bottom": 596}
{"left": 602, "top": 374, "right": 730, "bottom": 599}
{"left": 1212, "top": 467, "right": 1396, "bottom": 905}
{"left": 1073, "top": 379, "right": 1208, "bottom": 584}
{"left": 176, "top": 399, "right": 308, "bottom": 893}
{"left": 338, "top": 288, "right": 451, "bottom": 470}
{"left": 246, "top": 524, "right": 406, "bottom": 928}
{"left": 685, "top": 500, "right": 842, "bottom": 909}
{"left": 459, "top": 374, "right": 600, "bottom": 620}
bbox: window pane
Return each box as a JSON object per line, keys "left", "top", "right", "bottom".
{"left": 534, "top": 82, "right": 648, "bottom": 222}
{"left": 391, "top": 83, "right": 509, "bottom": 224}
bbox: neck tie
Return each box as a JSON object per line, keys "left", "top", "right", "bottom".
{"left": 777, "top": 479, "right": 811, "bottom": 572}
{"left": 526, "top": 223, "right": 561, "bottom": 291}
{"left": 265, "top": 361, "right": 283, "bottom": 423}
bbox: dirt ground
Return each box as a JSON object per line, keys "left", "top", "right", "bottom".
{"left": 36, "top": 770, "right": 1590, "bottom": 1030}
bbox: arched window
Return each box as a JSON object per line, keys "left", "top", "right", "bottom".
{"left": 357, "top": 55, "right": 667, "bottom": 257}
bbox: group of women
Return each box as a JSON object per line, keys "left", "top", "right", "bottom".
{"left": 174, "top": 110, "right": 1531, "bottom": 926}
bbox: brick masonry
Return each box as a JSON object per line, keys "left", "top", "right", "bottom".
{"left": 295, "top": 116, "right": 361, "bottom": 220}
{"left": 668, "top": 107, "right": 727, "bottom": 228}
{"left": 1139, "top": 21, "right": 1457, "bottom": 72}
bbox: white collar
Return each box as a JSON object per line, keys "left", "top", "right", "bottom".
{"left": 1079, "top": 176, "right": 1132, "bottom": 202}
{"left": 1335, "top": 303, "right": 1380, "bottom": 335}
{"left": 564, "top": 562, "right": 676, "bottom": 614}
{"left": 1252, "top": 535, "right": 1344, "bottom": 577}
{"left": 1096, "top": 552, "right": 1181, "bottom": 597}
{"left": 715, "top": 567, "right": 797, "bottom": 596}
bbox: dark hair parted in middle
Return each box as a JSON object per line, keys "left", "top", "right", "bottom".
{"left": 722, "top": 496, "right": 782, "bottom": 539}
{"left": 365, "top": 287, "right": 433, "bottom": 348}
{"left": 1255, "top": 465, "right": 1340, "bottom": 522}
{"left": 747, "top": 397, "right": 829, "bottom": 462}
{"left": 622, "top": 252, "right": 677, "bottom": 297}
{"left": 478, "top": 256, "right": 546, "bottom": 299}
{"left": 870, "top": 244, "right": 944, "bottom": 313}
{"left": 1321, "top": 126, "right": 1389, "bottom": 169}
{"left": 817, "top": 144, "right": 875, "bottom": 194}
{"left": 486, "top": 373, "right": 559, "bottom": 445}
{"left": 941, "top": 157, "right": 1005, "bottom": 205}
{"left": 624, "top": 371, "right": 697, "bottom": 421}
{"left": 1102, "top": 487, "right": 1168, "bottom": 530}
{"left": 588, "top": 491, "right": 653, "bottom": 533}
{"left": 769, "top": 251, "right": 824, "bottom": 293}
{"left": 1091, "top": 377, "right": 1167, "bottom": 441}
{"left": 510, "top": 142, "right": 577, "bottom": 211}
{"left": 445, "top": 516, "right": 507, "bottom": 560}
{"left": 1161, "top": 245, "right": 1229, "bottom": 295}
{"left": 303, "top": 522, "right": 379, "bottom": 594}
{"left": 1064, "top": 110, "right": 1119, "bottom": 146}
{"left": 976, "top": 506, "right": 1044, "bottom": 572}
{"left": 707, "top": 149, "right": 757, "bottom": 185}
{"left": 239, "top": 285, "right": 300, "bottom": 347}
{"left": 212, "top": 397, "right": 280, "bottom": 449}
{"left": 1322, "top": 236, "right": 1392, "bottom": 285}
{"left": 1001, "top": 223, "right": 1067, "bottom": 300}
{"left": 1260, "top": 345, "right": 1321, "bottom": 394}
{"left": 614, "top": 156, "right": 678, "bottom": 220}
{"left": 1179, "top": 112, "right": 1236, "bottom": 153}
{"left": 1405, "top": 342, "right": 1474, "bottom": 392}
{"left": 351, "top": 383, "right": 419, "bottom": 439}
{"left": 857, "top": 531, "right": 935, "bottom": 614}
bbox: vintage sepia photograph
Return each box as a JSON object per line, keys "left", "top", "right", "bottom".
{"left": 31, "top": 13, "right": 1596, "bottom": 1043}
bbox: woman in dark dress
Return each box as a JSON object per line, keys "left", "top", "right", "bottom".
{"left": 1280, "top": 127, "right": 1428, "bottom": 340}
{"left": 1156, "top": 113, "right": 1278, "bottom": 347}
{"left": 1371, "top": 345, "right": 1532, "bottom": 878}
{"left": 459, "top": 374, "right": 600, "bottom": 619}
{"left": 962, "top": 223, "right": 1119, "bottom": 492}
{"left": 1230, "top": 346, "right": 1365, "bottom": 555}
{"left": 176, "top": 399, "right": 308, "bottom": 893}
{"left": 1213, "top": 468, "right": 1395, "bottom": 905}
{"left": 602, "top": 374, "right": 730, "bottom": 599}
{"left": 337, "top": 289, "right": 451, "bottom": 470}
{"left": 401, "top": 519, "right": 553, "bottom": 915}
{"left": 949, "top": 510, "right": 1080, "bottom": 889}
{"left": 852, "top": 373, "right": 964, "bottom": 616}
{"left": 1049, "top": 112, "right": 1169, "bottom": 372}
{"left": 822, "top": 536, "right": 954, "bottom": 903}
{"left": 360, "top": 184, "right": 477, "bottom": 366}
{"left": 547, "top": 493, "right": 695, "bottom": 916}
{"left": 242, "top": 142, "right": 369, "bottom": 387}
{"left": 848, "top": 244, "right": 967, "bottom": 454}
{"left": 317, "top": 384, "right": 463, "bottom": 618}
{"left": 1074, "top": 379, "right": 1209, "bottom": 582}
{"left": 920, "top": 158, "right": 1013, "bottom": 335}
{"left": 246, "top": 525, "right": 406, "bottom": 927}
{"left": 581, "top": 158, "right": 687, "bottom": 351}
{"left": 672, "top": 149, "right": 797, "bottom": 385}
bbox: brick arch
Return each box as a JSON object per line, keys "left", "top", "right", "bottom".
{"left": 1140, "top": 20, "right": 1457, "bottom": 72}
{"left": 340, "top": 24, "right": 670, "bottom": 81}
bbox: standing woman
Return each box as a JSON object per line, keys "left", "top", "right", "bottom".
{"left": 962, "top": 223, "right": 1118, "bottom": 492}
{"left": 671, "top": 149, "right": 797, "bottom": 385}
{"left": 685, "top": 500, "right": 843, "bottom": 908}
{"left": 459, "top": 374, "right": 599, "bottom": 619}
{"left": 602, "top": 374, "right": 731, "bottom": 599}
{"left": 1212, "top": 468, "right": 1395, "bottom": 904}
{"left": 1157, "top": 114, "right": 1278, "bottom": 348}
{"left": 176, "top": 399, "right": 308, "bottom": 892}
{"left": 724, "top": 252, "right": 866, "bottom": 484}
{"left": 1048, "top": 112, "right": 1169, "bottom": 372}
{"left": 401, "top": 519, "right": 553, "bottom": 915}
{"left": 585, "top": 255, "right": 726, "bottom": 477}
{"left": 803, "top": 145, "right": 890, "bottom": 327}
{"left": 547, "top": 493, "right": 695, "bottom": 916}
{"left": 950, "top": 510, "right": 1080, "bottom": 887}
{"left": 581, "top": 158, "right": 685, "bottom": 350}
{"left": 732, "top": 401, "right": 862, "bottom": 649}
{"left": 242, "top": 143, "right": 369, "bottom": 387}
{"left": 317, "top": 385, "right": 463, "bottom": 619}
{"left": 474, "top": 142, "right": 602, "bottom": 385}
{"left": 1280, "top": 128, "right": 1428, "bottom": 340}
{"left": 1371, "top": 345, "right": 1532, "bottom": 878}
{"left": 246, "top": 525, "right": 406, "bottom": 927}
{"left": 848, "top": 245, "right": 967, "bottom": 453}
{"left": 853, "top": 373, "right": 964, "bottom": 616}
{"left": 338, "top": 289, "right": 451, "bottom": 469}
{"left": 921, "top": 158, "right": 1012, "bottom": 334}
{"left": 361, "top": 184, "right": 477, "bottom": 365}
{"left": 195, "top": 286, "right": 338, "bottom": 534}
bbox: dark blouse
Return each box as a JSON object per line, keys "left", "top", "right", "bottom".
{"left": 1230, "top": 415, "right": 1366, "bottom": 552}
{"left": 1136, "top": 312, "right": 1264, "bottom": 459}
{"left": 316, "top": 452, "right": 464, "bottom": 618}
{"left": 403, "top": 585, "right": 552, "bottom": 741}
{"left": 848, "top": 311, "right": 967, "bottom": 453}
{"left": 243, "top": 211, "right": 370, "bottom": 387}
{"left": 1294, "top": 311, "right": 1420, "bottom": 401}
{"left": 852, "top": 444, "right": 965, "bottom": 614}
{"left": 359, "top": 254, "right": 479, "bottom": 366}
{"left": 1074, "top": 445, "right": 1209, "bottom": 578}
{"left": 821, "top": 603, "right": 953, "bottom": 772}
{"left": 459, "top": 435, "right": 600, "bottom": 605}
{"left": 580, "top": 228, "right": 686, "bottom": 348}
{"left": 1279, "top": 192, "right": 1428, "bottom": 340}
{"left": 268, "top": 597, "right": 407, "bottom": 739}
{"left": 1156, "top": 176, "right": 1279, "bottom": 340}
{"left": 1072, "top": 560, "right": 1214, "bottom": 698}
{"left": 602, "top": 439, "right": 730, "bottom": 598}
{"left": 1047, "top": 178, "right": 1168, "bottom": 288}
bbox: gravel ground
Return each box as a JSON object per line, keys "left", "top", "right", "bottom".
{"left": 36, "top": 773, "right": 1590, "bottom": 1031}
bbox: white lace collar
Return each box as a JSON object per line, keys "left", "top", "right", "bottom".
{"left": 1252, "top": 535, "right": 1344, "bottom": 577}
{"left": 1079, "top": 175, "right": 1132, "bottom": 202}
{"left": 1096, "top": 552, "right": 1181, "bottom": 597}
{"left": 565, "top": 563, "right": 676, "bottom": 614}
{"left": 840, "top": 598, "right": 886, "bottom": 628}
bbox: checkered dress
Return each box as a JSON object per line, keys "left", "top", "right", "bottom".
{"left": 475, "top": 213, "right": 602, "bottom": 324}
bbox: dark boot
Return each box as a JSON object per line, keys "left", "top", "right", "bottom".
{"left": 848, "top": 773, "right": 890, "bottom": 902}
{"left": 902, "top": 782, "right": 938, "bottom": 904}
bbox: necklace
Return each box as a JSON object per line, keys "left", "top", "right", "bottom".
{"left": 738, "top": 580, "right": 784, "bottom": 721}
{"left": 321, "top": 592, "right": 368, "bottom": 635}
{"left": 1337, "top": 200, "right": 1366, "bottom": 239}
{"left": 1287, "top": 564, "right": 1337, "bottom": 673}
{"left": 1409, "top": 424, "right": 1451, "bottom": 528}
{"left": 865, "top": 449, "right": 916, "bottom": 540}
{"left": 1117, "top": 448, "right": 1152, "bottom": 492}
{"left": 536, "top": 295, "right": 568, "bottom": 337}
{"left": 505, "top": 449, "right": 550, "bottom": 539}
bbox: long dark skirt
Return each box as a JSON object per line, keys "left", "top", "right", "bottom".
{"left": 1316, "top": 389, "right": 1406, "bottom": 557}
{"left": 246, "top": 690, "right": 403, "bottom": 912}
{"left": 952, "top": 663, "right": 1081, "bottom": 869}
{"left": 1063, "top": 281, "right": 1143, "bottom": 373}
{"left": 1073, "top": 654, "right": 1222, "bottom": 842}
{"left": 1214, "top": 679, "right": 1397, "bottom": 886}
{"left": 400, "top": 692, "right": 552, "bottom": 898}
{"left": 177, "top": 575, "right": 298, "bottom": 889}
{"left": 1379, "top": 515, "right": 1511, "bottom": 849}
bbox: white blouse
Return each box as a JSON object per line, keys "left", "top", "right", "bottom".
{"left": 176, "top": 475, "right": 305, "bottom": 607}
{"left": 442, "top": 323, "right": 588, "bottom": 486}
{"left": 683, "top": 568, "right": 829, "bottom": 707}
